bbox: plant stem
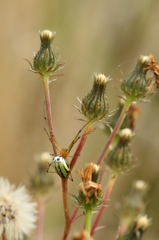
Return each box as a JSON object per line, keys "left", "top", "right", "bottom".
{"left": 43, "top": 77, "right": 57, "bottom": 155}
{"left": 85, "top": 206, "right": 93, "bottom": 234}
{"left": 36, "top": 201, "right": 44, "bottom": 240}
{"left": 70, "top": 208, "right": 79, "bottom": 223}
{"left": 90, "top": 173, "right": 118, "bottom": 236}
{"left": 61, "top": 178, "right": 71, "bottom": 240}
{"left": 70, "top": 123, "right": 93, "bottom": 170}
{"left": 2, "top": 231, "right": 7, "bottom": 240}
{"left": 97, "top": 100, "right": 131, "bottom": 165}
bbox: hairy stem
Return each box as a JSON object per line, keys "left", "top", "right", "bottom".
{"left": 91, "top": 173, "right": 118, "bottom": 236}
{"left": 43, "top": 77, "right": 57, "bottom": 155}
{"left": 85, "top": 206, "right": 93, "bottom": 234}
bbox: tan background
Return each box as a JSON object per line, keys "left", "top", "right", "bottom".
{"left": 0, "top": 0, "right": 159, "bottom": 239}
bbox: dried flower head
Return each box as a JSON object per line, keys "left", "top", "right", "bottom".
{"left": 77, "top": 163, "right": 102, "bottom": 207}
{"left": 0, "top": 177, "right": 37, "bottom": 240}
{"left": 81, "top": 73, "right": 110, "bottom": 121}
{"left": 145, "top": 55, "right": 159, "bottom": 88}
{"left": 105, "top": 128, "right": 135, "bottom": 174}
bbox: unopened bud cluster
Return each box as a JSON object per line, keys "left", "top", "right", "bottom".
{"left": 81, "top": 73, "right": 109, "bottom": 121}
{"left": 106, "top": 128, "right": 135, "bottom": 174}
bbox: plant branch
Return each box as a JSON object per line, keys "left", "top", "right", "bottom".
{"left": 97, "top": 100, "right": 131, "bottom": 165}
{"left": 70, "top": 123, "right": 94, "bottom": 171}
{"left": 91, "top": 173, "right": 118, "bottom": 236}
{"left": 61, "top": 178, "right": 71, "bottom": 240}
{"left": 43, "top": 77, "right": 57, "bottom": 155}
{"left": 36, "top": 201, "right": 45, "bottom": 240}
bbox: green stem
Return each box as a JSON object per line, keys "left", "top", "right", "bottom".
{"left": 91, "top": 173, "right": 118, "bottom": 236}
{"left": 85, "top": 206, "right": 93, "bottom": 234}
{"left": 43, "top": 77, "right": 57, "bottom": 155}
{"left": 97, "top": 100, "right": 131, "bottom": 165}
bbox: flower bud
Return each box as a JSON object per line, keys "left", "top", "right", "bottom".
{"left": 33, "top": 30, "right": 60, "bottom": 77}
{"left": 30, "top": 152, "right": 54, "bottom": 199}
{"left": 121, "top": 55, "right": 151, "bottom": 101}
{"left": 81, "top": 73, "right": 109, "bottom": 121}
{"left": 72, "top": 230, "right": 93, "bottom": 240}
{"left": 134, "top": 215, "right": 151, "bottom": 238}
{"left": 105, "top": 128, "right": 135, "bottom": 174}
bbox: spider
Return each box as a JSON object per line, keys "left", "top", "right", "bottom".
{"left": 46, "top": 120, "right": 92, "bottom": 181}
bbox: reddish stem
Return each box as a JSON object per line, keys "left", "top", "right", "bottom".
{"left": 70, "top": 208, "right": 79, "bottom": 223}
{"left": 70, "top": 124, "right": 93, "bottom": 170}
{"left": 91, "top": 174, "right": 117, "bottom": 236}
{"left": 36, "top": 201, "right": 45, "bottom": 240}
{"left": 97, "top": 101, "right": 131, "bottom": 165}
{"left": 61, "top": 178, "right": 71, "bottom": 240}
{"left": 43, "top": 78, "right": 57, "bottom": 155}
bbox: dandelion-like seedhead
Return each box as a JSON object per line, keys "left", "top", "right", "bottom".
{"left": 0, "top": 177, "right": 37, "bottom": 240}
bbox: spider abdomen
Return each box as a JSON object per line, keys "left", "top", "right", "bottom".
{"left": 53, "top": 156, "right": 70, "bottom": 178}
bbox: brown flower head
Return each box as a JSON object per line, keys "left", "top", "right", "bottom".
{"left": 77, "top": 163, "right": 102, "bottom": 207}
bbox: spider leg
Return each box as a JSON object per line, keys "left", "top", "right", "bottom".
{"left": 66, "top": 120, "right": 93, "bottom": 155}
{"left": 46, "top": 162, "right": 52, "bottom": 173}
{"left": 44, "top": 116, "right": 61, "bottom": 152}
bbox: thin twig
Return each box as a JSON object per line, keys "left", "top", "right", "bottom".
{"left": 91, "top": 173, "right": 118, "bottom": 236}
{"left": 97, "top": 101, "right": 131, "bottom": 165}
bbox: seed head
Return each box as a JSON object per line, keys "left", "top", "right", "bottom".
{"left": 81, "top": 73, "right": 110, "bottom": 121}
{"left": 0, "top": 177, "right": 37, "bottom": 240}
{"left": 77, "top": 163, "right": 102, "bottom": 208}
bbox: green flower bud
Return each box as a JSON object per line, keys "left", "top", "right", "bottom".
{"left": 105, "top": 128, "right": 135, "bottom": 174}
{"left": 121, "top": 55, "right": 151, "bottom": 101}
{"left": 33, "top": 30, "right": 60, "bottom": 77}
{"left": 81, "top": 73, "right": 109, "bottom": 121}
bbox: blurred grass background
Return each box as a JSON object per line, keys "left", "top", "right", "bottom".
{"left": 1, "top": 0, "right": 159, "bottom": 239}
